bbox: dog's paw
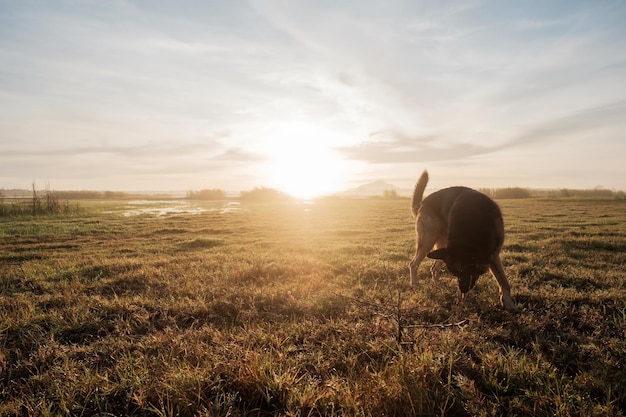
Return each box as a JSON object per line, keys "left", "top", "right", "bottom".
{"left": 501, "top": 301, "right": 519, "bottom": 313}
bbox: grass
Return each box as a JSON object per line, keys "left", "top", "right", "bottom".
{"left": 1, "top": 197, "right": 625, "bottom": 416}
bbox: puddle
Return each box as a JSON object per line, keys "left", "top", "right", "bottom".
{"left": 219, "top": 201, "right": 249, "bottom": 214}
{"left": 105, "top": 200, "right": 249, "bottom": 217}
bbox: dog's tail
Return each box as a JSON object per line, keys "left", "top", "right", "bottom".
{"left": 411, "top": 170, "right": 429, "bottom": 217}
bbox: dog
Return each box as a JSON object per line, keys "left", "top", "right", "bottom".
{"left": 408, "top": 170, "right": 516, "bottom": 311}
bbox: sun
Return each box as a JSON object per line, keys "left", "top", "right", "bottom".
{"left": 261, "top": 122, "right": 352, "bottom": 199}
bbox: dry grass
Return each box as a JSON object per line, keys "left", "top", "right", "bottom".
{"left": 1, "top": 197, "right": 625, "bottom": 416}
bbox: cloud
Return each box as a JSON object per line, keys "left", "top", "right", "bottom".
{"left": 338, "top": 98, "right": 626, "bottom": 166}
{"left": 213, "top": 148, "right": 266, "bottom": 162}
{"left": 505, "top": 100, "right": 626, "bottom": 149}
{"left": 0, "top": 140, "right": 220, "bottom": 159}
{"left": 511, "top": 17, "right": 570, "bottom": 32}
{"left": 337, "top": 133, "right": 493, "bottom": 164}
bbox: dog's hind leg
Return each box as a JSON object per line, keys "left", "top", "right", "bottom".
{"left": 489, "top": 255, "right": 516, "bottom": 312}
{"left": 409, "top": 214, "right": 441, "bottom": 287}
{"left": 409, "top": 246, "right": 433, "bottom": 287}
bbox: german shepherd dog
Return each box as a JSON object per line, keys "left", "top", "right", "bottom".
{"left": 408, "top": 170, "right": 516, "bottom": 311}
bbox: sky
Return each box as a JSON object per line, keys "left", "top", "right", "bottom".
{"left": 1, "top": 0, "right": 625, "bottom": 197}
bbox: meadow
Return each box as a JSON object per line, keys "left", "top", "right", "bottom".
{"left": 0, "top": 197, "right": 625, "bottom": 416}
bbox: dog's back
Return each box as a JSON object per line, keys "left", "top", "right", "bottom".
{"left": 422, "top": 187, "right": 504, "bottom": 257}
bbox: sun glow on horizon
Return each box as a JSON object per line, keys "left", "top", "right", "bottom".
{"left": 260, "top": 123, "right": 354, "bottom": 199}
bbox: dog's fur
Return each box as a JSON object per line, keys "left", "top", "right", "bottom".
{"left": 408, "top": 170, "right": 515, "bottom": 311}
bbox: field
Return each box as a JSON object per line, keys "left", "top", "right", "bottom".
{"left": 1, "top": 197, "right": 625, "bottom": 416}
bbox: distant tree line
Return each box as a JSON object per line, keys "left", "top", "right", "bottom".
{"left": 186, "top": 187, "right": 294, "bottom": 201}
{"left": 549, "top": 188, "right": 624, "bottom": 198}
{"left": 239, "top": 187, "right": 293, "bottom": 202}
{"left": 54, "top": 190, "right": 131, "bottom": 200}
{"left": 478, "top": 187, "right": 532, "bottom": 199}
{"left": 0, "top": 187, "right": 78, "bottom": 216}
{"left": 479, "top": 187, "right": 625, "bottom": 199}
{"left": 2, "top": 189, "right": 133, "bottom": 200}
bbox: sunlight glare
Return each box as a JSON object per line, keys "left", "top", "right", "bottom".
{"left": 262, "top": 123, "right": 351, "bottom": 198}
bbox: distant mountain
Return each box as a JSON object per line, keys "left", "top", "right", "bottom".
{"left": 343, "top": 180, "right": 410, "bottom": 197}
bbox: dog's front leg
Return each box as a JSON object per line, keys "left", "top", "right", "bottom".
{"left": 409, "top": 245, "right": 436, "bottom": 286}
{"left": 430, "top": 259, "right": 445, "bottom": 283}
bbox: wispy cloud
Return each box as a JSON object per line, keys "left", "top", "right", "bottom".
{"left": 507, "top": 100, "right": 626, "bottom": 148}
{"left": 338, "top": 97, "right": 626, "bottom": 182}
{"left": 213, "top": 148, "right": 266, "bottom": 162}
{"left": 338, "top": 138, "right": 490, "bottom": 164}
